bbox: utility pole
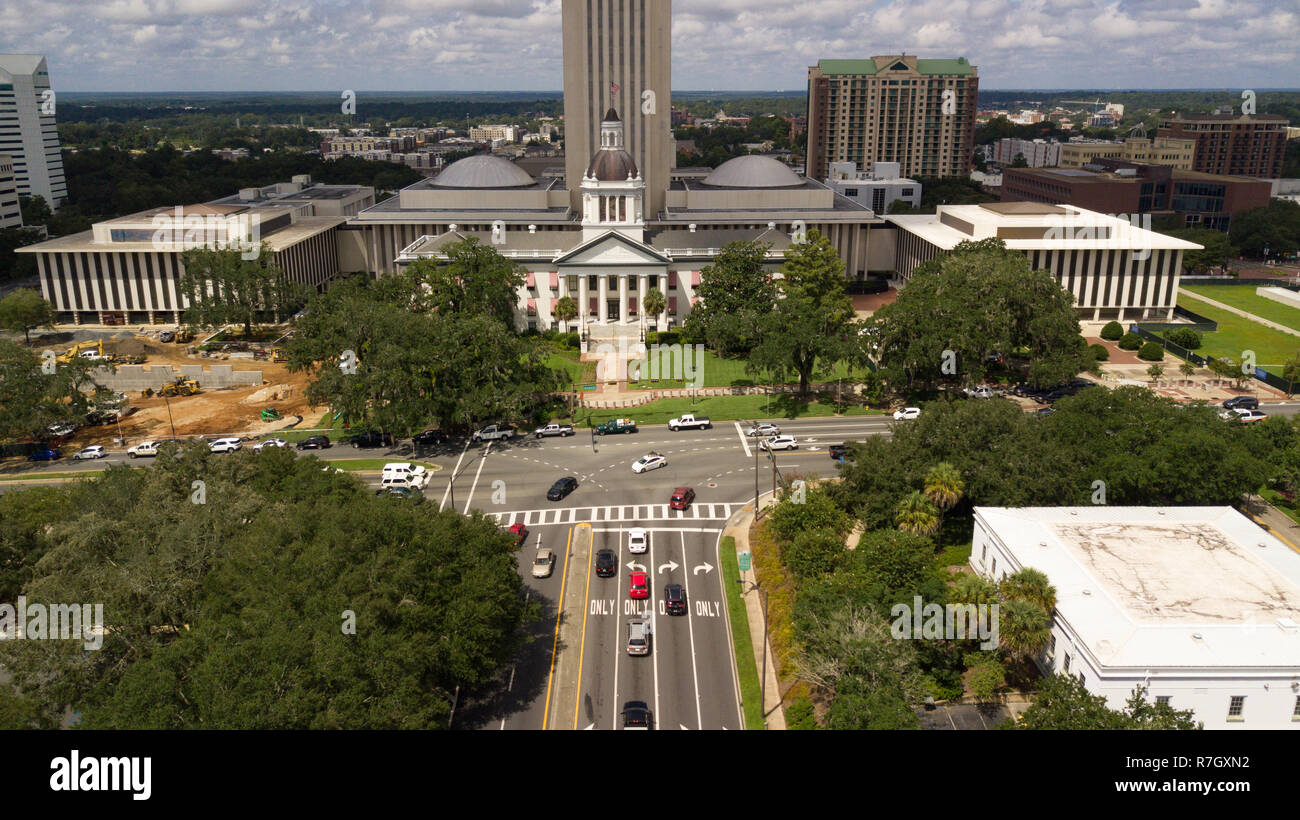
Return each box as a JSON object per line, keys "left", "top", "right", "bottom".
{"left": 753, "top": 422, "right": 759, "bottom": 513}
{"left": 162, "top": 393, "right": 177, "bottom": 439}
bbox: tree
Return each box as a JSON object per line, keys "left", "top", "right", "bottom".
{"left": 553, "top": 295, "right": 577, "bottom": 331}
{"left": 1017, "top": 675, "right": 1200, "bottom": 729}
{"left": 682, "top": 240, "right": 777, "bottom": 355}
{"left": 1168, "top": 227, "right": 1235, "bottom": 273}
{"left": 1118, "top": 332, "right": 1142, "bottom": 350}
{"left": 1165, "top": 327, "right": 1201, "bottom": 349}
{"left": 951, "top": 573, "right": 999, "bottom": 606}
{"left": 403, "top": 236, "right": 525, "bottom": 327}
{"left": 1099, "top": 320, "right": 1124, "bottom": 341}
{"left": 998, "top": 598, "right": 1052, "bottom": 661}
{"left": 1282, "top": 354, "right": 1300, "bottom": 396}
{"left": 1137, "top": 341, "right": 1165, "bottom": 362}
{"left": 0, "top": 289, "right": 56, "bottom": 346}
{"left": 0, "top": 339, "right": 101, "bottom": 442}
{"left": 750, "top": 230, "right": 858, "bottom": 395}
{"left": 767, "top": 486, "right": 850, "bottom": 542}
{"left": 1147, "top": 362, "right": 1165, "bottom": 380}
{"left": 999, "top": 567, "right": 1057, "bottom": 614}
{"left": 895, "top": 490, "right": 941, "bottom": 537}
{"left": 1229, "top": 199, "right": 1300, "bottom": 259}
{"left": 1010, "top": 152, "right": 1028, "bottom": 168}
{"left": 781, "top": 529, "right": 846, "bottom": 579}
{"left": 178, "top": 245, "right": 306, "bottom": 336}
{"left": 1179, "top": 360, "right": 1196, "bottom": 378}
{"left": 643, "top": 288, "right": 666, "bottom": 330}
{"left": 923, "top": 462, "right": 964, "bottom": 511}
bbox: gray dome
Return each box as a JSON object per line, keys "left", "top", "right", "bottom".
{"left": 434, "top": 154, "right": 535, "bottom": 188}
{"left": 702, "top": 155, "right": 803, "bottom": 188}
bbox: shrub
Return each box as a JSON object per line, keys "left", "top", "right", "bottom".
{"left": 780, "top": 529, "right": 846, "bottom": 579}
{"left": 1088, "top": 343, "right": 1109, "bottom": 362}
{"left": 785, "top": 697, "right": 818, "bottom": 730}
{"left": 1165, "top": 327, "right": 1202, "bottom": 350}
{"left": 655, "top": 330, "right": 681, "bottom": 346}
{"left": 1138, "top": 341, "right": 1165, "bottom": 361}
{"left": 645, "top": 331, "right": 658, "bottom": 345}
{"left": 1099, "top": 320, "right": 1124, "bottom": 341}
{"left": 564, "top": 332, "right": 580, "bottom": 349}
{"left": 1118, "top": 332, "right": 1143, "bottom": 350}
{"left": 968, "top": 660, "right": 1007, "bottom": 700}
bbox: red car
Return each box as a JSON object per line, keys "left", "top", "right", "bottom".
{"left": 668, "top": 486, "right": 695, "bottom": 510}
{"left": 629, "top": 571, "right": 649, "bottom": 600}
{"left": 507, "top": 523, "right": 528, "bottom": 547}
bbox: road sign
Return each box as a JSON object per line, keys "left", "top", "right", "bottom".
{"left": 738, "top": 552, "right": 751, "bottom": 571}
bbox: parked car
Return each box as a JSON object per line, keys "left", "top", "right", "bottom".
{"left": 158, "top": 330, "right": 175, "bottom": 343}
{"left": 759, "top": 435, "right": 798, "bottom": 451}
{"left": 412, "top": 428, "right": 448, "bottom": 447}
{"left": 963, "top": 385, "right": 995, "bottom": 399}
{"left": 472, "top": 424, "right": 516, "bottom": 442}
{"left": 631, "top": 452, "right": 667, "bottom": 473}
{"left": 622, "top": 701, "right": 653, "bottom": 730}
{"left": 547, "top": 476, "right": 579, "bottom": 501}
{"left": 829, "top": 444, "right": 847, "bottom": 460}
{"left": 595, "top": 549, "right": 617, "bottom": 578}
{"left": 208, "top": 437, "right": 243, "bottom": 454}
{"left": 375, "top": 485, "right": 423, "bottom": 502}
{"left": 534, "top": 423, "right": 574, "bottom": 438}
{"left": 669, "top": 486, "right": 695, "bottom": 510}
{"left": 745, "top": 422, "right": 781, "bottom": 437}
{"left": 253, "top": 438, "right": 288, "bottom": 451}
{"left": 45, "top": 422, "right": 78, "bottom": 438}
{"left": 1222, "top": 396, "right": 1259, "bottom": 411}
{"left": 1237, "top": 410, "right": 1268, "bottom": 424}
{"left": 626, "top": 620, "right": 652, "bottom": 656}
{"left": 127, "top": 441, "right": 161, "bottom": 458}
{"left": 627, "top": 527, "right": 648, "bottom": 554}
{"left": 531, "top": 547, "right": 555, "bottom": 579}
{"left": 664, "top": 584, "right": 686, "bottom": 616}
{"left": 893, "top": 407, "right": 921, "bottom": 421}
{"left": 27, "top": 447, "right": 61, "bottom": 461}
{"left": 348, "top": 431, "right": 394, "bottom": 448}
{"left": 73, "top": 445, "right": 106, "bottom": 460}
{"left": 296, "top": 435, "right": 331, "bottom": 450}
{"left": 628, "top": 571, "right": 649, "bottom": 600}
{"left": 507, "top": 523, "right": 529, "bottom": 547}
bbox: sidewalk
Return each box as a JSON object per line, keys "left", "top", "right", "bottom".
{"left": 1243, "top": 494, "right": 1300, "bottom": 557}
{"left": 721, "top": 491, "right": 787, "bottom": 730}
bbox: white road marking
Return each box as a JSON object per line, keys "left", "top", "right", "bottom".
{"left": 461, "top": 443, "right": 491, "bottom": 515}
{"left": 439, "top": 439, "right": 472, "bottom": 511}
{"left": 680, "top": 529, "right": 704, "bottom": 730}
{"left": 735, "top": 421, "right": 752, "bottom": 458}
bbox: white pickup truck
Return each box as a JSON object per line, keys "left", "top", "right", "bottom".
{"left": 472, "top": 424, "right": 516, "bottom": 442}
{"left": 533, "top": 423, "right": 574, "bottom": 438}
{"left": 668, "top": 413, "right": 712, "bottom": 431}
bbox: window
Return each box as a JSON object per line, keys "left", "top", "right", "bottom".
{"left": 980, "top": 543, "right": 986, "bottom": 563}
{"left": 607, "top": 275, "right": 617, "bottom": 290}
{"left": 1047, "top": 634, "right": 1056, "bottom": 659}
{"left": 1227, "top": 696, "right": 1245, "bottom": 720}
{"left": 1293, "top": 697, "right": 1300, "bottom": 720}
{"left": 1156, "top": 696, "right": 1171, "bottom": 707}
{"left": 588, "top": 275, "right": 598, "bottom": 290}
{"left": 1063, "top": 653, "right": 1071, "bottom": 674}
{"left": 845, "top": 188, "right": 859, "bottom": 197}
{"left": 649, "top": 275, "right": 658, "bottom": 289}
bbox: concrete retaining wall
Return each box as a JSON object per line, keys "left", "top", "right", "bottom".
{"left": 90, "top": 364, "right": 263, "bottom": 392}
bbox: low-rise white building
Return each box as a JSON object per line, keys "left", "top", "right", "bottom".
{"left": 824, "top": 161, "right": 921, "bottom": 214}
{"left": 972, "top": 506, "right": 1300, "bottom": 730}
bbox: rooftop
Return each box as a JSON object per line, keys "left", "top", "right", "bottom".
{"left": 817, "top": 56, "right": 975, "bottom": 76}
{"left": 888, "top": 203, "right": 1203, "bottom": 251}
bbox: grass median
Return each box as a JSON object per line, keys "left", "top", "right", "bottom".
{"left": 720, "top": 535, "right": 765, "bottom": 730}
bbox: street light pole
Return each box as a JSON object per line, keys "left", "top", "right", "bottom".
{"left": 162, "top": 393, "right": 177, "bottom": 439}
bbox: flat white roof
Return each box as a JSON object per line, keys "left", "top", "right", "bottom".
{"left": 889, "top": 203, "right": 1203, "bottom": 252}
{"left": 976, "top": 506, "right": 1300, "bottom": 670}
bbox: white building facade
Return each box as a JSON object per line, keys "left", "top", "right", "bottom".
{"left": 0, "top": 54, "right": 68, "bottom": 208}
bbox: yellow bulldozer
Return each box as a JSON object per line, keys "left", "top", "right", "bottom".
{"left": 155, "top": 376, "right": 202, "bottom": 397}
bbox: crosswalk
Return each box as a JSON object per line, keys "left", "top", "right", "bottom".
{"left": 489, "top": 502, "right": 739, "bottom": 527}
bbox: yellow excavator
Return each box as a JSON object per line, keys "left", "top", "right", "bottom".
{"left": 155, "top": 376, "right": 202, "bottom": 397}
{"left": 57, "top": 340, "right": 104, "bottom": 363}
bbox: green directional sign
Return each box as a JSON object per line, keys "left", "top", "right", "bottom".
{"left": 738, "top": 552, "right": 751, "bottom": 572}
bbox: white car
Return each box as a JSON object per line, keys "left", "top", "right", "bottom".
{"left": 745, "top": 422, "right": 781, "bottom": 437}
{"left": 631, "top": 452, "right": 667, "bottom": 474}
{"left": 628, "top": 527, "right": 648, "bottom": 554}
{"left": 253, "top": 438, "right": 288, "bottom": 451}
{"left": 381, "top": 462, "right": 430, "bottom": 490}
{"left": 126, "top": 441, "right": 160, "bottom": 458}
{"left": 963, "top": 385, "right": 995, "bottom": 399}
{"left": 531, "top": 547, "right": 555, "bottom": 579}
{"left": 759, "top": 435, "right": 798, "bottom": 451}
{"left": 1236, "top": 410, "right": 1268, "bottom": 424}
{"left": 893, "top": 407, "right": 921, "bottom": 421}
{"left": 73, "top": 445, "right": 106, "bottom": 460}
{"left": 209, "top": 437, "right": 243, "bottom": 454}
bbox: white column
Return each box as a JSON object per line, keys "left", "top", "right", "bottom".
{"left": 638, "top": 275, "right": 648, "bottom": 330}
{"left": 578, "top": 275, "right": 588, "bottom": 332}
{"left": 597, "top": 275, "right": 608, "bottom": 324}
{"left": 619, "top": 275, "right": 630, "bottom": 324}
{"left": 660, "top": 277, "right": 669, "bottom": 326}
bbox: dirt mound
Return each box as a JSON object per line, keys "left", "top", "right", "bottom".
{"left": 240, "top": 384, "right": 297, "bottom": 404}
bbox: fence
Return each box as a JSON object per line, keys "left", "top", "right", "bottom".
{"left": 1128, "top": 324, "right": 1293, "bottom": 395}
{"left": 1132, "top": 305, "right": 1218, "bottom": 334}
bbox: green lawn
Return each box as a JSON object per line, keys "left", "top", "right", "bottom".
{"left": 1182, "top": 285, "right": 1300, "bottom": 334}
{"left": 545, "top": 350, "right": 596, "bottom": 385}
{"left": 0, "top": 470, "right": 106, "bottom": 482}
{"left": 572, "top": 394, "right": 880, "bottom": 427}
{"left": 1176, "top": 294, "right": 1300, "bottom": 368}
{"left": 627, "top": 349, "right": 872, "bottom": 390}
{"left": 719, "top": 536, "right": 765, "bottom": 730}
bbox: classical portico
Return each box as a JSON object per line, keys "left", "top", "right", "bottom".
{"left": 555, "top": 231, "right": 671, "bottom": 336}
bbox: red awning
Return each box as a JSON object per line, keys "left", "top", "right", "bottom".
{"left": 629, "top": 298, "right": 638, "bottom": 312}
{"left": 691, "top": 271, "right": 701, "bottom": 285}
{"left": 668, "top": 272, "right": 677, "bottom": 286}
{"left": 526, "top": 298, "right": 537, "bottom": 314}
{"left": 526, "top": 272, "right": 536, "bottom": 288}
{"left": 668, "top": 297, "right": 678, "bottom": 313}
{"left": 550, "top": 272, "right": 559, "bottom": 288}
{"left": 589, "top": 297, "right": 598, "bottom": 313}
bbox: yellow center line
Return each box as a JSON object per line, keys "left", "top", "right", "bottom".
{"left": 541, "top": 524, "right": 577, "bottom": 731}
{"left": 572, "top": 524, "right": 596, "bottom": 729}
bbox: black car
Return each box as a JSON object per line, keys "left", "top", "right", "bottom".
{"left": 547, "top": 476, "right": 578, "bottom": 501}
{"left": 348, "top": 431, "right": 394, "bottom": 448}
{"left": 664, "top": 584, "right": 686, "bottom": 615}
{"left": 829, "top": 444, "right": 847, "bottom": 460}
{"left": 1223, "top": 396, "right": 1259, "bottom": 411}
{"left": 1036, "top": 407, "right": 1055, "bottom": 417}
{"left": 413, "top": 428, "right": 448, "bottom": 447}
{"left": 621, "top": 700, "right": 653, "bottom": 730}
{"left": 296, "top": 435, "right": 331, "bottom": 450}
{"left": 595, "top": 549, "right": 617, "bottom": 578}
{"left": 375, "top": 486, "right": 422, "bottom": 502}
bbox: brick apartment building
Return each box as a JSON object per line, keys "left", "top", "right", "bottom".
{"left": 1156, "top": 112, "right": 1288, "bottom": 178}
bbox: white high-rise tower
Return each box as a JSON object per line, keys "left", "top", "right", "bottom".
{"left": 0, "top": 54, "right": 68, "bottom": 209}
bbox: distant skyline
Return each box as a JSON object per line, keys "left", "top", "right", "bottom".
{"left": 2, "top": 0, "right": 1296, "bottom": 94}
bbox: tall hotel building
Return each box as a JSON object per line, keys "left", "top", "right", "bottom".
{"left": 0, "top": 54, "right": 68, "bottom": 208}
{"left": 806, "top": 56, "right": 978, "bottom": 181}
{"left": 562, "top": 0, "right": 672, "bottom": 216}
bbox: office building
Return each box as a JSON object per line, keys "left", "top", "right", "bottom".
{"left": 0, "top": 54, "right": 68, "bottom": 208}
{"left": 972, "top": 506, "right": 1300, "bottom": 730}
{"left": 1059, "top": 136, "right": 1196, "bottom": 170}
{"left": 1157, "top": 112, "right": 1288, "bottom": 178}
{"left": 806, "top": 55, "right": 978, "bottom": 181}
{"left": 562, "top": 0, "right": 672, "bottom": 216}
{"left": 992, "top": 138, "right": 1060, "bottom": 168}
{"left": 0, "top": 153, "right": 21, "bottom": 228}
{"left": 823, "top": 161, "right": 921, "bottom": 213}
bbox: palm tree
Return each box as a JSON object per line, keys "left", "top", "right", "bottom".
{"left": 1283, "top": 354, "right": 1300, "bottom": 397}
{"left": 998, "top": 597, "right": 1052, "bottom": 661}
{"left": 1147, "top": 362, "right": 1164, "bottom": 381}
{"left": 643, "top": 288, "right": 667, "bottom": 333}
{"left": 999, "top": 567, "right": 1057, "bottom": 614}
{"left": 923, "top": 462, "right": 965, "bottom": 511}
{"left": 1179, "top": 360, "right": 1195, "bottom": 379}
{"left": 896, "top": 491, "right": 941, "bottom": 537}
{"left": 554, "top": 296, "right": 578, "bottom": 333}
{"left": 951, "top": 573, "right": 999, "bottom": 606}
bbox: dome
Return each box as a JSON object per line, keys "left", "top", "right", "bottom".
{"left": 701, "top": 155, "right": 803, "bottom": 188}
{"left": 433, "top": 154, "right": 535, "bottom": 188}
{"left": 586, "top": 149, "right": 639, "bottom": 182}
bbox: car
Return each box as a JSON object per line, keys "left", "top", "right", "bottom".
{"left": 669, "top": 486, "right": 695, "bottom": 510}
{"left": 627, "top": 527, "right": 648, "bottom": 554}
{"left": 1222, "top": 396, "right": 1259, "bottom": 411}
{"left": 375, "top": 485, "right": 422, "bottom": 502}
{"left": 668, "top": 413, "right": 710, "bottom": 431}
{"left": 759, "top": 435, "right": 798, "bottom": 451}
{"left": 412, "top": 428, "right": 448, "bottom": 447}
{"left": 472, "top": 424, "right": 516, "bottom": 442}
{"left": 534, "top": 423, "right": 574, "bottom": 438}
{"left": 126, "top": 441, "right": 161, "bottom": 458}
{"left": 45, "top": 422, "right": 78, "bottom": 438}
{"left": 631, "top": 452, "right": 667, "bottom": 473}
{"left": 664, "top": 584, "right": 686, "bottom": 615}
{"left": 158, "top": 330, "right": 175, "bottom": 343}
{"left": 73, "top": 445, "right": 106, "bottom": 460}
{"left": 507, "top": 523, "right": 529, "bottom": 547}
{"left": 594, "top": 418, "right": 637, "bottom": 435}
{"left": 547, "top": 476, "right": 578, "bottom": 501}
{"left": 296, "top": 435, "right": 331, "bottom": 450}
{"left": 595, "top": 549, "right": 617, "bottom": 578}
{"left": 1036, "top": 407, "right": 1055, "bottom": 417}
{"left": 348, "top": 431, "right": 394, "bottom": 448}
{"left": 27, "top": 447, "right": 61, "bottom": 461}
{"left": 626, "top": 620, "right": 652, "bottom": 656}
{"left": 745, "top": 422, "right": 781, "bottom": 437}
{"left": 253, "top": 438, "right": 288, "bottom": 451}
{"left": 1237, "top": 410, "right": 1268, "bottom": 424}
{"left": 829, "top": 443, "right": 846, "bottom": 460}
{"left": 628, "top": 571, "right": 649, "bottom": 599}
{"left": 531, "top": 547, "right": 555, "bottom": 579}
{"left": 621, "top": 701, "right": 653, "bottom": 730}
{"left": 893, "top": 407, "right": 921, "bottom": 421}
{"left": 208, "top": 437, "right": 242, "bottom": 454}
{"left": 963, "top": 385, "right": 995, "bottom": 399}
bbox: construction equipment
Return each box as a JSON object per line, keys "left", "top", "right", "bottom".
{"left": 157, "top": 376, "right": 202, "bottom": 397}
{"left": 57, "top": 340, "right": 104, "bottom": 363}
{"left": 272, "top": 347, "right": 287, "bottom": 363}
{"left": 260, "top": 408, "right": 281, "bottom": 422}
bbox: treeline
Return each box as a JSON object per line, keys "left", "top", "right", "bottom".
{"left": 674, "top": 116, "right": 804, "bottom": 168}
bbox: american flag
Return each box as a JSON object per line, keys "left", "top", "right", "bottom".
{"left": 610, "top": 81, "right": 620, "bottom": 99}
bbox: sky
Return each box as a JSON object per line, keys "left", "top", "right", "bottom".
{"left": 1, "top": 0, "right": 1297, "bottom": 93}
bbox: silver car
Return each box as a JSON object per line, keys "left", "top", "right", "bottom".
{"left": 745, "top": 422, "right": 781, "bottom": 437}
{"left": 73, "top": 445, "right": 106, "bottom": 460}
{"left": 531, "top": 547, "right": 555, "bottom": 579}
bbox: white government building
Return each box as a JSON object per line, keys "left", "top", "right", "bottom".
{"left": 972, "top": 506, "right": 1300, "bottom": 729}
